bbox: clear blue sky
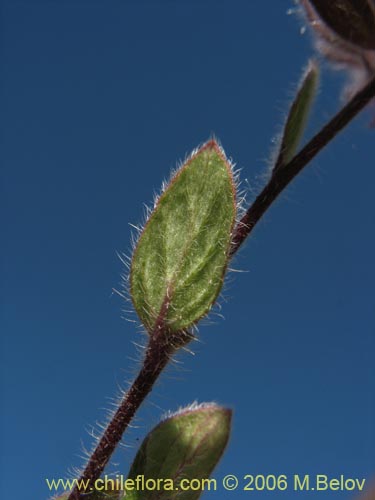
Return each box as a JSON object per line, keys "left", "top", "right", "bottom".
{"left": 1, "top": 1, "right": 374, "bottom": 499}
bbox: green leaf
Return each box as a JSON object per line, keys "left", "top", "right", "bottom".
{"left": 273, "top": 60, "right": 319, "bottom": 172}
{"left": 124, "top": 403, "right": 232, "bottom": 500}
{"left": 130, "top": 140, "right": 236, "bottom": 334}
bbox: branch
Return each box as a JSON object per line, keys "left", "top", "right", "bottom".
{"left": 231, "top": 73, "right": 375, "bottom": 254}
{"left": 67, "top": 74, "right": 375, "bottom": 500}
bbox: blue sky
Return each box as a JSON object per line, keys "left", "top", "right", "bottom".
{"left": 1, "top": 1, "right": 374, "bottom": 499}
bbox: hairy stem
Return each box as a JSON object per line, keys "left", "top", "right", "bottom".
{"left": 68, "top": 74, "right": 375, "bottom": 500}
{"left": 67, "top": 329, "right": 190, "bottom": 500}
{"left": 231, "top": 74, "right": 375, "bottom": 253}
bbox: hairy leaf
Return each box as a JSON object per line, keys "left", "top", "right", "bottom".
{"left": 130, "top": 140, "right": 236, "bottom": 333}
{"left": 274, "top": 60, "right": 319, "bottom": 171}
{"left": 124, "top": 403, "right": 232, "bottom": 500}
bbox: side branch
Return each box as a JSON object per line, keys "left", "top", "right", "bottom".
{"left": 231, "top": 74, "right": 375, "bottom": 254}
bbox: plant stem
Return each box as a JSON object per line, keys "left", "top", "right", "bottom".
{"left": 230, "top": 74, "right": 375, "bottom": 253}
{"left": 68, "top": 74, "right": 375, "bottom": 500}
{"left": 67, "top": 329, "right": 190, "bottom": 500}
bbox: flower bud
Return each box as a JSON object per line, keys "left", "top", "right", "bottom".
{"left": 306, "top": 0, "right": 375, "bottom": 50}
{"left": 301, "top": 0, "right": 375, "bottom": 102}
